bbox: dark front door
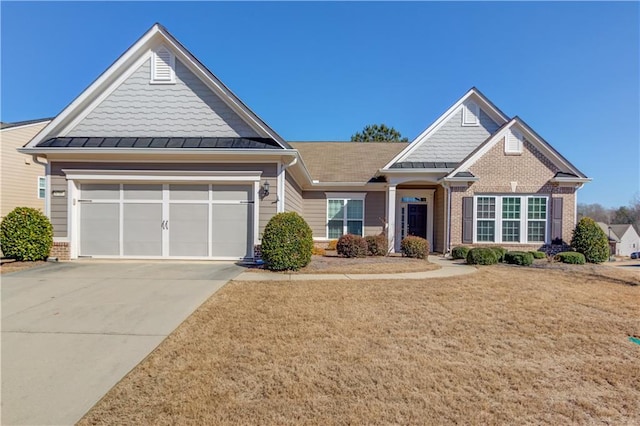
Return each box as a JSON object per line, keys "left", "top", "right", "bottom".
{"left": 407, "top": 204, "right": 427, "bottom": 239}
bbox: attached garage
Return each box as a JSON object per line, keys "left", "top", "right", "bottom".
{"left": 78, "top": 183, "right": 253, "bottom": 259}
{"left": 62, "top": 168, "right": 264, "bottom": 261}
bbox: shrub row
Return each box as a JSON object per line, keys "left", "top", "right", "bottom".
{"left": 504, "top": 251, "right": 534, "bottom": 266}
{"left": 337, "top": 234, "right": 368, "bottom": 258}
{"left": 400, "top": 236, "right": 429, "bottom": 259}
{"left": 365, "top": 234, "right": 388, "bottom": 256}
{"left": 555, "top": 251, "right": 586, "bottom": 264}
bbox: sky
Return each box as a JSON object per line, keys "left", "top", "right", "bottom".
{"left": 1, "top": 1, "right": 638, "bottom": 208}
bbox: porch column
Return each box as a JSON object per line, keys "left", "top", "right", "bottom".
{"left": 387, "top": 185, "right": 396, "bottom": 253}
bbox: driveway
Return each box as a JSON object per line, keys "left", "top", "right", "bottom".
{"left": 1, "top": 261, "right": 244, "bottom": 426}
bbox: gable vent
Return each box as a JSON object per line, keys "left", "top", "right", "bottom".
{"left": 151, "top": 46, "right": 175, "bottom": 83}
{"left": 462, "top": 101, "right": 479, "bottom": 126}
{"left": 505, "top": 129, "right": 523, "bottom": 154}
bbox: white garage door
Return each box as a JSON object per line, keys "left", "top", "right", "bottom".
{"left": 79, "top": 183, "right": 253, "bottom": 259}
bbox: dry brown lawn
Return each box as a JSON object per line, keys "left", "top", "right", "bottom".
{"left": 80, "top": 266, "right": 640, "bottom": 425}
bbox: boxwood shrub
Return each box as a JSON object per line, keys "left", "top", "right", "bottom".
{"left": 504, "top": 251, "right": 534, "bottom": 266}
{"left": 555, "top": 251, "right": 586, "bottom": 264}
{"left": 466, "top": 247, "right": 498, "bottom": 265}
{"left": 365, "top": 234, "right": 388, "bottom": 256}
{"left": 261, "top": 212, "right": 313, "bottom": 271}
{"left": 529, "top": 250, "right": 546, "bottom": 259}
{"left": 0, "top": 207, "right": 53, "bottom": 261}
{"left": 488, "top": 246, "right": 507, "bottom": 262}
{"left": 400, "top": 236, "right": 429, "bottom": 259}
{"left": 337, "top": 234, "right": 368, "bottom": 258}
{"left": 570, "top": 217, "right": 609, "bottom": 263}
{"left": 451, "top": 246, "right": 470, "bottom": 260}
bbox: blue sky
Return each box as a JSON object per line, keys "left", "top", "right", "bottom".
{"left": 1, "top": 2, "right": 638, "bottom": 207}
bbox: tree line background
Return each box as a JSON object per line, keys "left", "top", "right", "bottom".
{"left": 578, "top": 194, "right": 640, "bottom": 233}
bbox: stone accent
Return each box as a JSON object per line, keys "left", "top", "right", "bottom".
{"left": 50, "top": 242, "right": 70, "bottom": 260}
{"left": 450, "top": 137, "right": 578, "bottom": 248}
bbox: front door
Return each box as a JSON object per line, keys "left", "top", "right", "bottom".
{"left": 407, "top": 204, "right": 427, "bottom": 239}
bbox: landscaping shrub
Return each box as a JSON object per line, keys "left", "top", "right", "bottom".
{"left": 337, "top": 234, "right": 368, "bottom": 258}
{"left": 504, "top": 251, "right": 534, "bottom": 266}
{"left": 451, "top": 246, "right": 470, "bottom": 260}
{"left": 489, "top": 246, "right": 507, "bottom": 262}
{"left": 261, "top": 212, "right": 313, "bottom": 271}
{"left": 466, "top": 247, "right": 498, "bottom": 265}
{"left": 326, "top": 239, "right": 338, "bottom": 251}
{"left": 555, "top": 251, "right": 586, "bottom": 264}
{"left": 570, "top": 217, "right": 609, "bottom": 263}
{"left": 0, "top": 207, "right": 53, "bottom": 261}
{"left": 529, "top": 250, "right": 546, "bottom": 259}
{"left": 365, "top": 234, "right": 388, "bottom": 256}
{"left": 400, "top": 236, "right": 429, "bottom": 259}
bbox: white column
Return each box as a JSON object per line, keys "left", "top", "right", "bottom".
{"left": 387, "top": 185, "right": 396, "bottom": 253}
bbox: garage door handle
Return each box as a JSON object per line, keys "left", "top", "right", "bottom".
{"left": 161, "top": 220, "right": 166, "bottom": 230}
{"left": 165, "top": 220, "right": 169, "bottom": 230}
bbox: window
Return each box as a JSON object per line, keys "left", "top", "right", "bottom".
{"left": 501, "top": 197, "right": 521, "bottom": 242}
{"left": 476, "top": 197, "right": 496, "bottom": 242}
{"left": 527, "top": 197, "right": 547, "bottom": 242}
{"left": 38, "top": 176, "right": 46, "bottom": 199}
{"left": 151, "top": 46, "right": 175, "bottom": 83}
{"left": 474, "top": 195, "right": 548, "bottom": 243}
{"left": 327, "top": 195, "right": 365, "bottom": 238}
{"left": 462, "top": 101, "right": 480, "bottom": 126}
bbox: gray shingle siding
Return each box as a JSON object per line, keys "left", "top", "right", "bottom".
{"left": 67, "top": 59, "right": 259, "bottom": 137}
{"left": 403, "top": 107, "right": 499, "bottom": 163}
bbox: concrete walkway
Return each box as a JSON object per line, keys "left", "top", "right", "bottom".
{"left": 1, "top": 261, "right": 243, "bottom": 426}
{"left": 234, "top": 256, "right": 477, "bottom": 281}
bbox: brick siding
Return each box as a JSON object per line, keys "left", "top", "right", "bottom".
{"left": 450, "top": 137, "right": 577, "bottom": 248}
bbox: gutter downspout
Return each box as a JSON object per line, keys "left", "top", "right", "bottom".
{"left": 441, "top": 181, "right": 452, "bottom": 256}
{"left": 278, "top": 156, "right": 298, "bottom": 212}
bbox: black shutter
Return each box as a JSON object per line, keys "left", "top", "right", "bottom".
{"left": 551, "top": 197, "right": 563, "bottom": 242}
{"left": 462, "top": 197, "right": 473, "bottom": 244}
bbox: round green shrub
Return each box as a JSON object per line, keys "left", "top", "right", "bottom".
{"left": 400, "top": 236, "right": 429, "bottom": 259}
{"left": 337, "top": 234, "right": 368, "bottom": 258}
{"left": 0, "top": 207, "right": 53, "bottom": 261}
{"left": 365, "top": 234, "right": 388, "bottom": 256}
{"left": 504, "top": 251, "right": 534, "bottom": 266}
{"left": 570, "top": 217, "right": 609, "bottom": 263}
{"left": 529, "top": 250, "right": 546, "bottom": 259}
{"left": 488, "top": 246, "right": 507, "bottom": 262}
{"left": 451, "top": 246, "right": 470, "bottom": 260}
{"left": 555, "top": 251, "right": 586, "bottom": 264}
{"left": 466, "top": 247, "right": 498, "bottom": 265}
{"left": 261, "top": 212, "right": 313, "bottom": 271}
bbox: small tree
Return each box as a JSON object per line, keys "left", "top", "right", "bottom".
{"left": 0, "top": 207, "right": 53, "bottom": 261}
{"left": 570, "top": 217, "right": 609, "bottom": 263}
{"left": 351, "top": 124, "right": 409, "bottom": 142}
{"left": 261, "top": 212, "right": 313, "bottom": 271}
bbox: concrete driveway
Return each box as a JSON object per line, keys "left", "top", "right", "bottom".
{"left": 1, "top": 261, "right": 244, "bottom": 426}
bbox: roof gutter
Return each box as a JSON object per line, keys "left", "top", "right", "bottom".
{"left": 17, "top": 148, "right": 296, "bottom": 155}
{"left": 550, "top": 177, "right": 592, "bottom": 184}
{"left": 378, "top": 168, "right": 454, "bottom": 175}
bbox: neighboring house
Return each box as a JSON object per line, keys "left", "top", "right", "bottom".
{"left": 1, "top": 119, "right": 52, "bottom": 218}
{"left": 19, "top": 24, "right": 590, "bottom": 261}
{"left": 597, "top": 222, "right": 640, "bottom": 257}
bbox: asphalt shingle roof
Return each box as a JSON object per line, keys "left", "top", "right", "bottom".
{"left": 290, "top": 142, "right": 408, "bottom": 183}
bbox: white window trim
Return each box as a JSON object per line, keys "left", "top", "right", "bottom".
{"left": 38, "top": 176, "right": 46, "bottom": 199}
{"left": 150, "top": 46, "right": 176, "bottom": 84}
{"left": 472, "top": 195, "right": 549, "bottom": 244}
{"left": 325, "top": 193, "right": 366, "bottom": 239}
{"left": 462, "top": 101, "right": 480, "bottom": 127}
